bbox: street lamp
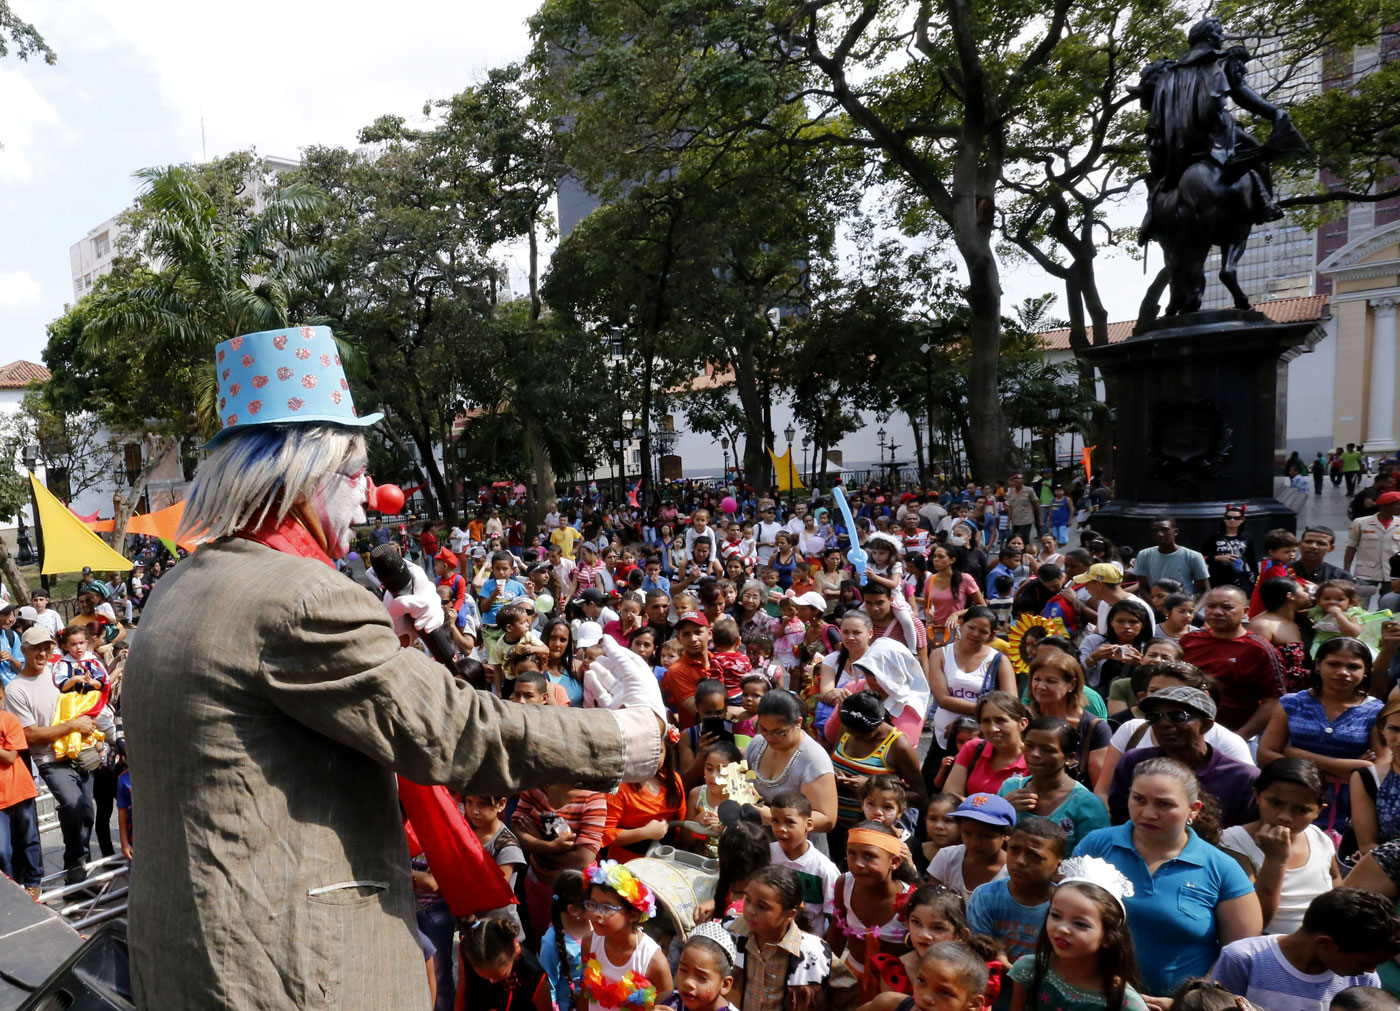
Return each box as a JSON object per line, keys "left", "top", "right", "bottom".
{"left": 783, "top": 424, "right": 796, "bottom": 507}
{"left": 801, "top": 436, "right": 811, "bottom": 489}
{"left": 21, "top": 444, "right": 47, "bottom": 591}
{"left": 1046, "top": 406, "right": 1062, "bottom": 473}
{"left": 721, "top": 436, "right": 730, "bottom": 480}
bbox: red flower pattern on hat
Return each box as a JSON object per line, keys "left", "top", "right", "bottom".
{"left": 334, "top": 355, "right": 341, "bottom": 365}
{"left": 302, "top": 375, "right": 317, "bottom": 389}
{"left": 320, "top": 353, "right": 331, "bottom": 366}
{"left": 217, "top": 349, "right": 226, "bottom": 363}
{"left": 220, "top": 397, "right": 226, "bottom": 410}
{"left": 295, "top": 348, "right": 310, "bottom": 360}
{"left": 229, "top": 383, "right": 241, "bottom": 397}
{"left": 300, "top": 326, "right": 314, "bottom": 339}
{"left": 277, "top": 367, "right": 292, "bottom": 381}
{"left": 340, "top": 378, "right": 348, "bottom": 390}
{"left": 331, "top": 390, "right": 342, "bottom": 404}
{"left": 222, "top": 369, "right": 231, "bottom": 381}
{"left": 288, "top": 397, "right": 305, "bottom": 411}
{"left": 226, "top": 414, "right": 238, "bottom": 427}
{"left": 252, "top": 375, "right": 268, "bottom": 389}
{"left": 248, "top": 400, "right": 262, "bottom": 415}
{"left": 273, "top": 335, "right": 288, "bottom": 350}
{"left": 241, "top": 354, "right": 254, "bottom": 368}
{"left": 230, "top": 336, "right": 244, "bottom": 351}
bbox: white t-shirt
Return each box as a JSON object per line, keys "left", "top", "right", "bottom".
{"left": 32, "top": 610, "right": 64, "bottom": 637}
{"left": 1219, "top": 825, "right": 1334, "bottom": 934}
{"left": 927, "top": 844, "right": 1009, "bottom": 901}
{"left": 754, "top": 522, "right": 784, "bottom": 565}
{"left": 1211, "top": 934, "right": 1377, "bottom": 1011}
{"left": 770, "top": 841, "right": 839, "bottom": 937}
{"left": 1110, "top": 718, "right": 1255, "bottom": 765}
{"left": 2, "top": 670, "right": 61, "bottom": 765}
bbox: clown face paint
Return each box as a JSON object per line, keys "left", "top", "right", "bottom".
{"left": 312, "top": 441, "right": 368, "bottom": 558}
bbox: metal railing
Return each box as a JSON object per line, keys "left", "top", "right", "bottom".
{"left": 33, "top": 780, "right": 129, "bottom": 932}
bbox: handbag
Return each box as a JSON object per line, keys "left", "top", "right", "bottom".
{"left": 72, "top": 747, "right": 103, "bottom": 774}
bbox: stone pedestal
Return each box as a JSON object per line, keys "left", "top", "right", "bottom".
{"left": 1082, "top": 309, "right": 1325, "bottom": 554}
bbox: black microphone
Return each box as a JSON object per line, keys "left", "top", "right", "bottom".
{"left": 371, "top": 544, "right": 485, "bottom": 689}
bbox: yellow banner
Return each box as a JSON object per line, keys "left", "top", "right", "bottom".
{"left": 768, "top": 446, "right": 806, "bottom": 492}
{"left": 29, "top": 472, "right": 133, "bottom": 576}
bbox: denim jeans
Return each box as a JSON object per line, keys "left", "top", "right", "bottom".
{"left": 39, "top": 761, "right": 94, "bottom": 883}
{"left": 0, "top": 798, "right": 43, "bottom": 887}
{"left": 416, "top": 901, "right": 456, "bottom": 1011}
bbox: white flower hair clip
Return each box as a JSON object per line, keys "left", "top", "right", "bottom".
{"left": 1057, "top": 856, "right": 1135, "bottom": 912}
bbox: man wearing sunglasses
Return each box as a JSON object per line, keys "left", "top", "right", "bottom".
{"left": 1105, "top": 685, "right": 1260, "bottom": 828}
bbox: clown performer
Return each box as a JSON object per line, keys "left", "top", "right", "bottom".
{"left": 124, "top": 326, "right": 665, "bottom": 1010}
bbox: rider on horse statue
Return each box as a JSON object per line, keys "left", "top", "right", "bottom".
{"left": 1132, "top": 18, "right": 1309, "bottom": 316}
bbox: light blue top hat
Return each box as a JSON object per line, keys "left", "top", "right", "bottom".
{"left": 209, "top": 325, "right": 382, "bottom": 445}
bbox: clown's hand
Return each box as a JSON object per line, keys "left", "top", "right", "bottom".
{"left": 383, "top": 560, "right": 444, "bottom": 637}
{"left": 586, "top": 634, "right": 666, "bottom": 721}
{"left": 583, "top": 661, "right": 620, "bottom": 709}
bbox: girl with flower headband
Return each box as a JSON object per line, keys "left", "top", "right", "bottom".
{"left": 1008, "top": 857, "right": 1148, "bottom": 1011}
{"left": 580, "top": 860, "right": 671, "bottom": 1011}
{"left": 829, "top": 820, "right": 914, "bottom": 1002}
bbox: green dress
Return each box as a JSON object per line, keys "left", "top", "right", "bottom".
{"left": 1009, "top": 956, "right": 1149, "bottom": 1011}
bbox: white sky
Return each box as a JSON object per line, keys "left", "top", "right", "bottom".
{"left": 0, "top": 0, "right": 1152, "bottom": 365}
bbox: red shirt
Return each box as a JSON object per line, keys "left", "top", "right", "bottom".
{"left": 1180, "top": 628, "right": 1285, "bottom": 731}
{"left": 661, "top": 654, "right": 711, "bottom": 729}
{"left": 0, "top": 712, "right": 37, "bottom": 810}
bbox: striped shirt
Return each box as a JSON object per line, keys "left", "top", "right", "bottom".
{"left": 1212, "top": 934, "right": 1378, "bottom": 1011}
{"left": 512, "top": 789, "right": 607, "bottom": 883}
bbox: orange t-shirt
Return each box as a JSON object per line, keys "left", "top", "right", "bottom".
{"left": 661, "top": 653, "right": 711, "bottom": 729}
{"left": 600, "top": 773, "right": 686, "bottom": 862}
{"left": 0, "top": 712, "right": 37, "bottom": 809}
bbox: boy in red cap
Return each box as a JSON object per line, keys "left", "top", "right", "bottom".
{"left": 662, "top": 612, "right": 712, "bottom": 729}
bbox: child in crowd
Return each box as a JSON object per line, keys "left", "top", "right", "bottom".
{"left": 463, "top": 795, "right": 527, "bottom": 896}
{"left": 0, "top": 681, "right": 41, "bottom": 897}
{"left": 487, "top": 602, "right": 548, "bottom": 696}
{"left": 677, "top": 679, "right": 730, "bottom": 780}
{"left": 1008, "top": 857, "right": 1148, "bottom": 1011}
{"left": 773, "top": 597, "right": 805, "bottom": 675}
{"left": 510, "top": 665, "right": 564, "bottom": 706}
{"left": 858, "top": 776, "right": 921, "bottom": 884}
{"left": 540, "top": 869, "right": 590, "bottom": 1011}
{"left": 1220, "top": 758, "right": 1338, "bottom": 934}
{"left": 919, "top": 792, "right": 963, "bottom": 877}
{"left": 831, "top": 820, "right": 914, "bottom": 1001}
{"left": 657, "top": 638, "right": 681, "bottom": 684}
{"left": 513, "top": 784, "right": 608, "bottom": 938}
{"left": 867, "top": 883, "right": 1001, "bottom": 999}
{"left": 1211, "top": 888, "right": 1400, "bottom": 1011}
{"left": 457, "top": 913, "right": 550, "bottom": 1011}
{"left": 934, "top": 718, "right": 982, "bottom": 791}
{"left": 629, "top": 626, "right": 658, "bottom": 672}
{"left": 51, "top": 627, "right": 108, "bottom": 692}
{"left": 769, "top": 792, "right": 840, "bottom": 936}
{"left": 1157, "top": 593, "right": 1198, "bottom": 642}
{"left": 1249, "top": 528, "right": 1299, "bottom": 618}
{"left": 707, "top": 618, "right": 752, "bottom": 701}
{"left": 1308, "top": 581, "right": 1366, "bottom": 658}
{"left": 480, "top": 550, "right": 527, "bottom": 654}
{"left": 579, "top": 861, "right": 672, "bottom": 1011}
{"left": 759, "top": 567, "right": 783, "bottom": 617}
{"left": 662, "top": 922, "right": 741, "bottom": 1011}
{"left": 968, "top": 817, "right": 1066, "bottom": 963}
{"left": 989, "top": 573, "right": 1016, "bottom": 635}
{"left": 733, "top": 865, "right": 842, "bottom": 1011}
{"left": 927, "top": 794, "right": 1014, "bottom": 900}
{"left": 116, "top": 765, "right": 133, "bottom": 861}
{"left": 734, "top": 674, "right": 768, "bottom": 748}
{"left": 743, "top": 635, "right": 784, "bottom": 688}
{"left": 711, "top": 822, "right": 770, "bottom": 921}
{"left": 686, "top": 741, "right": 743, "bottom": 857}
{"left": 998, "top": 717, "right": 1110, "bottom": 851}
{"left": 862, "top": 941, "right": 994, "bottom": 1011}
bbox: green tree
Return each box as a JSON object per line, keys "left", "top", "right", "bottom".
{"left": 0, "top": 2, "right": 53, "bottom": 63}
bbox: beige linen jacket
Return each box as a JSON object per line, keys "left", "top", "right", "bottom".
{"left": 125, "top": 538, "right": 627, "bottom": 1009}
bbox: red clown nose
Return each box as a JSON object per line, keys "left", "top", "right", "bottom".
{"left": 366, "top": 478, "right": 405, "bottom": 515}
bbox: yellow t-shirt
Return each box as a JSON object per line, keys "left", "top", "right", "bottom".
{"left": 549, "top": 526, "right": 583, "bottom": 560}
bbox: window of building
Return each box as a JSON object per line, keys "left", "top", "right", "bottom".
{"left": 83, "top": 274, "right": 92, "bottom": 289}
{"left": 92, "top": 232, "right": 110, "bottom": 260}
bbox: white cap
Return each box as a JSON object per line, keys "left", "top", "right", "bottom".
{"left": 16, "top": 606, "right": 38, "bottom": 622}
{"left": 574, "top": 621, "right": 604, "bottom": 649}
{"left": 793, "top": 591, "right": 827, "bottom": 611}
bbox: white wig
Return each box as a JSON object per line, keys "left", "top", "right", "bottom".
{"left": 179, "top": 424, "right": 363, "bottom": 543}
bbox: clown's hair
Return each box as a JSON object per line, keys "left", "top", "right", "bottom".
{"left": 179, "top": 424, "right": 363, "bottom": 543}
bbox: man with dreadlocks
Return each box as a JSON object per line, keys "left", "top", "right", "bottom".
{"left": 123, "top": 326, "right": 665, "bottom": 1010}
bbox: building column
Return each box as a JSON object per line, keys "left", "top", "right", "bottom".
{"left": 1368, "top": 297, "right": 1399, "bottom": 453}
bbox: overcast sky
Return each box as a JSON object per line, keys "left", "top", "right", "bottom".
{"left": 0, "top": 1, "right": 1151, "bottom": 367}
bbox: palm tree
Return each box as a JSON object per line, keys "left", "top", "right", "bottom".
{"left": 82, "top": 164, "right": 331, "bottom": 437}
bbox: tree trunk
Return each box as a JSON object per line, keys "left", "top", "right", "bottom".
{"left": 731, "top": 334, "right": 767, "bottom": 490}
{"left": 0, "top": 536, "right": 32, "bottom": 604}
{"left": 959, "top": 234, "right": 1013, "bottom": 482}
{"left": 528, "top": 425, "right": 555, "bottom": 536}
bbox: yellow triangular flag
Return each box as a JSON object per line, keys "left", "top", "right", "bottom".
{"left": 28, "top": 471, "right": 134, "bottom": 576}
{"left": 767, "top": 446, "right": 806, "bottom": 492}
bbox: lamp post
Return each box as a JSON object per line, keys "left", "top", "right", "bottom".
{"left": 22, "top": 444, "right": 47, "bottom": 591}
{"left": 801, "top": 436, "right": 810, "bottom": 489}
{"left": 877, "top": 427, "right": 887, "bottom": 484}
{"left": 783, "top": 423, "right": 796, "bottom": 507}
{"left": 721, "top": 436, "right": 730, "bottom": 481}
{"left": 1046, "top": 406, "right": 1062, "bottom": 474}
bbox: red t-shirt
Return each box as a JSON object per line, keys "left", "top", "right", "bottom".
{"left": 954, "top": 737, "right": 1028, "bottom": 795}
{"left": 0, "top": 712, "right": 37, "bottom": 810}
{"left": 1180, "top": 628, "right": 1285, "bottom": 731}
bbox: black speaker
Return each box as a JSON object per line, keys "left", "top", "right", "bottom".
{"left": 14, "top": 926, "right": 132, "bottom": 1011}
{"left": 0, "top": 876, "right": 81, "bottom": 1011}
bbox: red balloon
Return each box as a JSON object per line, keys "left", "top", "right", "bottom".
{"left": 374, "top": 483, "right": 405, "bottom": 515}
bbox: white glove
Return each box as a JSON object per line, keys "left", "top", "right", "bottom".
{"left": 382, "top": 560, "right": 444, "bottom": 638}
{"left": 585, "top": 634, "right": 666, "bottom": 721}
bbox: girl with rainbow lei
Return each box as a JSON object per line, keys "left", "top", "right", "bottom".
{"left": 579, "top": 860, "right": 672, "bottom": 1011}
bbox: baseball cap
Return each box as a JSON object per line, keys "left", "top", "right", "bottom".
{"left": 435, "top": 548, "right": 459, "bottom": 569}
{"left": 1378, "top": 491, "right": 1400, "bottom": 506}
{"left": 1071, "top": 562, "right": 1124, "bottom": 586}
{"left": 793, "top": 591, "right": 827, "bottom": 611}
{"left": 1139, "top": 685, "right": 1217, "bottom": 721}
{"left": 0, "top": 604, "right": 15, "bottom": 616}
{"left": 579, "top": 588, "right": 607, "bottom": 605}
{"left": 21, "top": 626, "right": 55, "bottom": 648}
{"left": 16, "top": 606, "right": 38, "bottom": 622}
{"left": 675, "top": 611, "right": 710, "bottom": 629}
{"left": 574, "top": 621, "right": 604, "bottom": 649}
{"left": 950, "top": 793, "right": 1017, "bottom": 828}
{"left": 81, "top": 566, "right": 92, "bottom": 575}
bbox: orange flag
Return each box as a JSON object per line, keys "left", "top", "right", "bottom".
{"left": 1082, "top": 446, "right": 1096, "bottom": 483}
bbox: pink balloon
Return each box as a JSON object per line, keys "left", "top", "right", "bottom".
{"left": 721, "top": 496, "right": 738, "bottom": 514}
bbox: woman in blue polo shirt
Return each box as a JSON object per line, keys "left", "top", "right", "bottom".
{"left": 1074, "top": 756, "right": 1261, "bottom": 997}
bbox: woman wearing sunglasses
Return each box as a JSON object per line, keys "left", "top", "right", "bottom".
{"left": 1103, "top": 684, "right": 1261, "bottom": 829}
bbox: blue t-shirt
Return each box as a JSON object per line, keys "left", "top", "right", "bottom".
{"left": 1212, "top": 934, "right": 1379, "bottom": 1011}
{"left": 997, "top": 777, "right": 1110, "bottom": 852}
{"left": 967, "top": 878, "right": 1050, "bottom": 962}
{"left": 538, "top": 924, "right": 582, "bottom": 1011}
{"left": 116, "top": 769, "right": 132, "bottom": 811}
{"left": 480, "top": 578, "right": 526, "bottom": 627}
{"left": 0, "top": 629, "right": 21, "bottom": 686}
{"left": 1074, "top": 823, "right": 1255, "bottom": 996}
{"left": 985, "top": 563, "right": 1016, "bottom": 599}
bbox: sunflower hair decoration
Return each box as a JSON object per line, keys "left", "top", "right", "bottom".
{"left": 1007, "top": 613, "right": 1068, "bottom": 674}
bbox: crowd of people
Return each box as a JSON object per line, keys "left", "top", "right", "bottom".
{"left": 11, "top": 461, "right": 1400, "bottom": 1011}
